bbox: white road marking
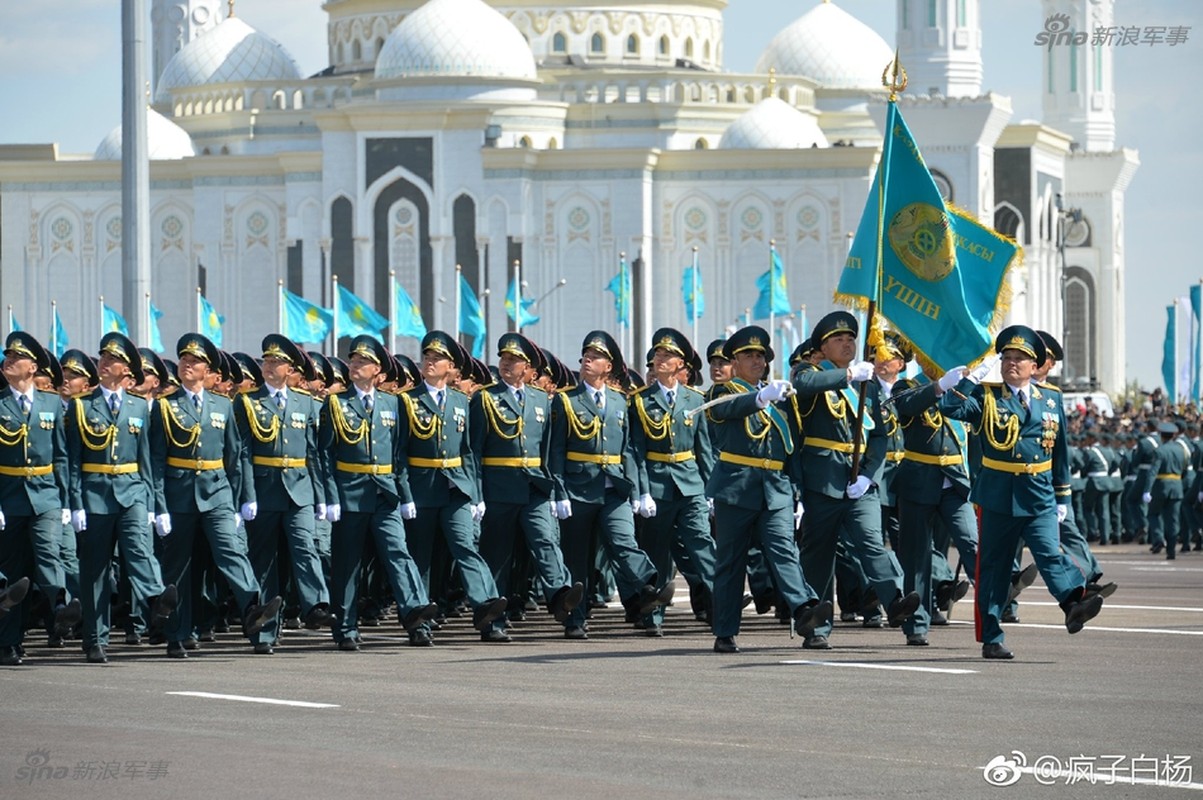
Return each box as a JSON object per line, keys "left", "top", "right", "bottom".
{"left": 779, "top": 660, "right": 978, "bottom": 674}
{"left": 948, "top": 620, "right": 1203, "bottom": 636}
{"left": 167, "top": 691, "right": 339, "bottom": 708}
{"left": 1015, "top": 601, "right": 1203, "bottom": 613}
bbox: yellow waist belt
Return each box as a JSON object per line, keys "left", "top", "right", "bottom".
{"left": 166, "top": 457, "right": 224, "bottom": 471}
{"left": 408, "top": 456, "right": 463, "bottom": 469}
{"left": 336, "top": 461, "right": 393, "bottom": 475}
{"left": 903, "top": 451, "right": 963, "bottom": 467}
{"left": 0, "top": 464, "right": 53, "bottom": 478}
{"left": 481, "top": 456, "right": 541, "bottom": 468}
{"left": 885, "top": 451, "right": 904, "bottom": 463}
{"left": 981, "top": 456, "right": 1051, "bottom": 475}
{"left": 81, "top": 463, "right": 139, "bottom": 475}
{"left": 720, "top": 452, "right": 784, "bottom": 471}
{"left": 1155, "top": 473, "right": 1183, "bottom": 481}
{"left": 566, "top": 452, "right": 622, "bottom": 465}
{"left": 252, "top": 456, "right": 307, "bottom": 469}
{"left": 803, "top": 437, "right": 864, "bottom": 454}
{"left": 646, "top": 451, "right": 695, "bottom": 464}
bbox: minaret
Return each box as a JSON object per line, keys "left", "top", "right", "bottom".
{"left": 896, "top": 0, "right": 983, "bottom": 97}
{"left": 150, "top": 0, "right": 224, "bottom": 91}
{"left": 1040, "top": 0, "right": 1115, "bottom": 151}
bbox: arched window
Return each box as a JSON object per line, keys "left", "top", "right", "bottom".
{"left": 658, "top": 35, "right": 669, "bottom": 56}
{"left": 626, "top": 34, "right": 639, "bottom": 55}
{"left": 684, "top": 38, "right": 694, "bottom": 58}
{"left": 552, "top": 32, "right": 567, "bottom": 53}
{"left": 375, "top": 37, "right": 385, "bottom": 57}
{"left": 548, "top": 137, "right": 559, "bottom": 150}
{"left": 518, "top": 135, "right": 532, "bottom": 148}
{"left": 694, "top": 138, "right": 708, "bottom": 150}
{"left": 1064, "top": 266, "right": 1096, "bottom": 384}
{"left": 703, "top": 40, "right": 711, "bottom": 62}
{"left": 352, "top": 39, "right": 362, "bottom": 62}
{"left": 590, "top": 33, "right": 605, "bottom": 54}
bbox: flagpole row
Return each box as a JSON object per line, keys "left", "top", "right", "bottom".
{"left": 332, "top": 273, "right": 339, "bottom": 353}
{"left": 389, "top": 269, "right": 397, "bottom": 354}
{"left": 513, "top": 260, "right": 522, "bottom": 335}
{"left": 691, "top": 246, "right": 699, "bottom": 350}
{"left": 454, "top": 265, "right": 462, "bottom": 342}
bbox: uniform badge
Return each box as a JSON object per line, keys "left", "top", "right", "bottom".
{"left": 210, "top": 412, "right": 226, "bottom": 430}
{"left": 128, "top": 417, "right": 143, "bottom": 435}
{"left": 380, "top": 410, "right": 395, "bottom": 427}
{"left": 684, "top": 415, "right": 693, "bottom": 427}
{"left": 1041, "top": 412, "right": 1059, "bottom": 453}
{"left": 1046, "top": 398, "right": 1056, "bottom": 409}
{"left": 38, "top": 412, "right": 55, "bottom": 430}
{"left": 534, "top": 407, "right": 545, "bottom": 423}
{"left": 290, "top": 412, "right": 305, "bottom": 429}
{"left": 454, "top": 407, "right": 466, "bottom": 432}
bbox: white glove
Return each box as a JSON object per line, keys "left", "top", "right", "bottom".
{"left": 1141, "top": 492, "right": 1152, "bottom": 504}
{"left": 1056, "top": 504, "right": 1068, "bottom": 523}
{"left": 240, "top": 502, "right": 257, "bottom": 522}
{"left": 847, "top": 361, "right": 875, "bottom": 382}
{"left": 707, "top": 497, "right": 715, "bottom": 518}
{"left": 638, "top": 494, "right": 657, "bottom": 518}
{"left": 0, "top": 511, "right": 6, "bottom": 530}
{"left": 471, "top": 502, "right": 486, "bottom": 523}
{"left": 630, "top": 498, "right": 641, "bottom": 515}
{"left": 70, "top": 509, "right": 87, "bottom": 533}
{"left": 400, "top": 502, "right": 418, "bottom": 520}
{"left": 1197, "top": 492, "right": 1202, "bottom": 504}
{"left": 937, "top": 367, "right": 967, "bottom": 393}
{"left": 61, "top": 509, "right": 70, "bottom": 526}
{"left": 967, "top": 355, "right": 1000, "bottom": 385}
{"left": 793, "top": 501, "right": 804, "bottom": 529}
{"left": 846, "top": 475, "right": 873, "bottom": 500}
{"left": 147, "top": 512, "right": 155, "bottom": 526}
{"left": 234, "top": 513, "right": 243, "bottom": 529}
{"left": 154, "top": 513, "right": 172, "bottom": 537}
{"left": 325, "top": 504, "right": 342, "bottom": 522}
{"left": 315, "top": 503, "right": 327, "bottom": 521}
{"left": 756, "top": 379, "right": 793, "bottom": 407}
{"left": 552, "top": 499, "right": 573, "bottom": 520}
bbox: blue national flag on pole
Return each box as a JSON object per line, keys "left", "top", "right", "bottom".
{"left": 753, "top": 248, "right": 790, "bottom": 320}
{"left": 8, "top": 313, "right": 20, "bottom": 333}
{"left": 1163, "top": 303, "right": 1177, "bottom": 400}
{"left": 148, "top": 302, "right": 166, "bottom": 353}
{"left": 682, "top": 265, "right": 704, "bottom": 321}
{"left": 51, "top": 307, "right": 68, "bottom": 357}
{"left": 282, "top": 290, "right": 333, "bottom": 344}
{"left": 836, "top": 101, "right": 1019, "bottom": 371}
{"left": 505, "top": 278, "right": 540, "bottom": 327}
{"left": 336, "top": 284, "right": 389, "bottom": 341}
{"left": 458, "top": 274, "right": 487, "bottom": 358}
{"left": 102, "top": 304, "right": 129, "bottom": 336}
{"left": 198, "top": 295, "right": 224, "bottom": 347}
{"left": 392, "top": 281, "right": 427, "bottom": 340}
{"left": 605, "top": 260, "right": 631, "bottom": 328}
{"left": 1191, "top": 284, "right": 1201, "bottom": 404}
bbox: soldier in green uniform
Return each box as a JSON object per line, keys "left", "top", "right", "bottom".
{"left": 549, "top": 331, "right": 671, "bottom": 639}
{"left": 937, "top": 325, "right": 1104, "bottom": 659}
{"left": 873, "top": 333, "right": 908, "bottom": 552}
{"left": 629, "top": 328, "right": 716, "bottom": 636}
{"left": 234, "top": 335, "right": 332, "bottom": 654}
{"left": 395, "top": 331, "right": 507, "bottom": 640}
{"left": 1080, "top": 430, "right": 1115, "bottom": 545}
{"left": 706, "top": 326, "right": 827, "bottom": 653}
{"left": 0, "top": 333, "right": 77, "bottom": 666}
{"left": 57, "top": 349, "right": 97, "bottom": 621}
{"left": 472, "top": 333, "right": 583, "bottom": 642}
{"left": 66, "top": 333, "right": 178, "bottom": 664}
{"left": 1131, "top": 419, "right": 1160, "bottom": 549}
{"left": 791, "top": 312, "right": 920, "bottom": 649}
{"left": 1142, "top": 421, "right": 1188, "bottom": 559}
{"left": 149, "top": 333, "right": 281, "bottom": 658}
{"left": 320, "top": 335, "right": 437, "bottom": 648}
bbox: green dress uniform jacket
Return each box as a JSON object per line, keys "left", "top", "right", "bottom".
{"left": 703, "top": 380, "right": 799, "bottom": 510}
{"left": 67, "top": 389, "right": 154, "bottom": 513}
{"left": 791, "top": 362, "right": 886, "bottom": 498}
{"left": 235, "top": 386, "right": 323, "bottom": 511}
{"left": 396, "top": 387, "right": 480, "bottom": 507}
{"left": 150, "top": 391, "right": 248, "bottom": 515}
{"left": 631, "top": 383, "right": 714, "bottom": 501}
{"left": 0, "top": 389, "right": 69, "bottom": 515}
{"left": 471, "top": 383, "right": 554, "bottom": 504}
{"left": 319, "top": 390, "right": 403, "bottom": 510}
{"left": 549, "top": 384, "right": 638, "bottom": 505}
{"left": 891, "top": 380, "right": 971, "bottom": 504}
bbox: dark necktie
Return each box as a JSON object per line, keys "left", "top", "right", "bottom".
{"left": 193, "top": 393, "right": 202, "bottom": 413}
{"left": 109, "top": 392, "right": 121, "bottom": 417}
{"left": 436, "top": 390, "right": 445, "bottom": 409}
{"left": 666, "top": 389, "right": 675, "bottom": 407}
{"left": 515, "top": 389, "right": 523, "bottom": 407}
{"left": 18, "top": 394, "right": 30, "bottom": 417}
{"left": 275, "top": 391, "right": 286, "bottom": 412}
{"left": 363, "top": 393, "right": 373, "bottom": 414}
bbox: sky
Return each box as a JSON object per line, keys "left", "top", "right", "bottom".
{"left": 0, "top": 0, "right": 1200, "bottom": 389}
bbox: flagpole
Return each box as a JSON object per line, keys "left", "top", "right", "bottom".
{"left": 331, "top": 273, "right": 340, "bottom": 353}
{"left": 145, "top": 292, "right": 152, "bottom": 348}
{"left": 195, "top": 287, "right": 202, "bottom": 333}
{"left": 388, "top": 270, "right": 397, "bottom": 353}
{"left": 6, "top": 306, "right": 12, "bottom": 336}
{"left": 454, "top": 265, "right": 462, "bottom": 342}
{"left": 50, "top": 300, "right": 57, "bottom": 354}
{"left": 99, "top": 295, "right": 105, "bottom": 340}
{"left": 768, "top": 241, "right": 777, "bottom": 379}
{"left": 691, "top": 246, "right": 699, "bottom": 350}
{"left": 513, "top": 259, "right": 522, "bottom": 335}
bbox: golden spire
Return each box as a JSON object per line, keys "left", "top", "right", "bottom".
{"left": 228, "top": 0, "right": 235, "bottom": 18}
{"left": 882, "top": 50, "right": 908, "bottom": 102}
{"left": 767, "top": 67, "right": 777, "bottom": 96}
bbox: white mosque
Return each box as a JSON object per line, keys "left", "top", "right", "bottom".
{"left": 0, "top": 0, "right": 1137, "bottom": 390}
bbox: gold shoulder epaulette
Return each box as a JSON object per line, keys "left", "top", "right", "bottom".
{"left": 291, "top": 386, "right": 312, "bottom": 397}
{"left": 682, "top": 384, "right": 703, "bottom": 396}
{"left": 635, "top": 383, "right": 657, "bottom": 395}
{"left": 1037, "top": 381, "right": 1062, "bottom": 395}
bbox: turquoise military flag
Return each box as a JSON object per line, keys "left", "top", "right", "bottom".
{"left": 392, "top": 280, "right": 427, "bottom": 340}
{"left": 1163, "top": 303, "right": 1177, "bottom": 400}
{"left": 505, "top": 278, "right": 540, "bottom": 327}
{"left": 1191, "top": 283, "right": 1201, "bottom": 403}
{"left": 51, "top": 305, "right": 69, "bottom": 357}
{"left": 836, "top": 101, "right": 1019, "bottom": 371}
{"left": 197, "top": 294, "right": 224, "bottom": 347}
{"left": 458, "top": 274, "right": 487, "bottom": 358}
{"left": 682, "top": 264, "right": 705, "bottom": 321}
{"left": 8, "top": 310, "right": 20, "bottom": 333}
{"left": 605, "top": 258, "right": 631, "bottom": 328}
{"left": 148, "top": 301, "right": 166, "bottom": 353}
{"left": 336, "top": 284, "right": 388, "bottom": 342}
{"left": 753, "top": 247, "right": 790, "bottom": 320}
{"left": 282, "top": 289, "right": 333, "bottom": 344}
{"left": 102, "top": 303, "right": 129, "bottom": 336}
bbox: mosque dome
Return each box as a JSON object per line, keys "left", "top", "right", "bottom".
{"left": 754, "top": 1, "right": 893, "bottom": 91}
{"left": 94, "top": 108, "right": 196, "bottom": 160}
{"left": 375, "top": 0, "right": 537, "bottom": 81}
{"left": 154, "top": 16, "right": 301, "bottom": 104}
{"left": 719, "top": 97, "right": 828, "bottom": 150}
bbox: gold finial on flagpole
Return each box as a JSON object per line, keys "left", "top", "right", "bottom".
{"left": 767, "top": 67, "right": 777, "bottom": 96}
{"left": 882, "top": 50, "right": 908, "bottom": 102}
{"left": 228, "top": 1, "right": 235, "bottom": 18}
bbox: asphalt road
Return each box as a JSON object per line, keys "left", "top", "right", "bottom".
{"left": 2, "top": 543, "right": 1200, "bottom": 799}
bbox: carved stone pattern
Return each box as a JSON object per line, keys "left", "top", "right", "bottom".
{"left": 601, "top": 198, "right": 611, "bottom": 236}
{"left": 83, "top": 210, "right": 95, "bottom": 249}
{"left": 223, "top": 205, "right": 235, "bottom": 247}
{"left": 570, "top": 11, "right": 589, "bottom": 34}
{"left": 29, "top": 210, "right": 40, "bottom": 247}
{"left": 545, "top": 200, "right": 555, "bottom": 236}
{"left": 716, "top": 200, "right": 729, "bottom": 236}
{"left": 607, "top": 11, "right": 623, "bottom": 35}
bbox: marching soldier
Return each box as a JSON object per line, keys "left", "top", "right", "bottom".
{"left": 149, "top": 333, "right": 281, "bottom": 658}
{"left": 471, "top": 332, "right": 584, "bottom": 642}
{"left": 66, "top": 333, "right": 178, "bottom": 664}
{"left": 234, "top": 335, "right": 333, "bottom": 654}
{"left": 319, "top": 335, "right": 437, "bottom": 648}
{"left": 629, "top": 328, "right": 716, "bottom": 636}
{"left": 395, "top": 331, "right": 507, "bottom": 641}
{"left": 936, "top": 325, "right": 1104, "bottom": 659}
{"left": 549, "top": 330, "right": 671, "bottom": 639}
{"left": 0, "top": 333, "right": 77, "bottom": 666}
{"left": 1142, "top": 421, "right": 1188, "bottom": 560}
